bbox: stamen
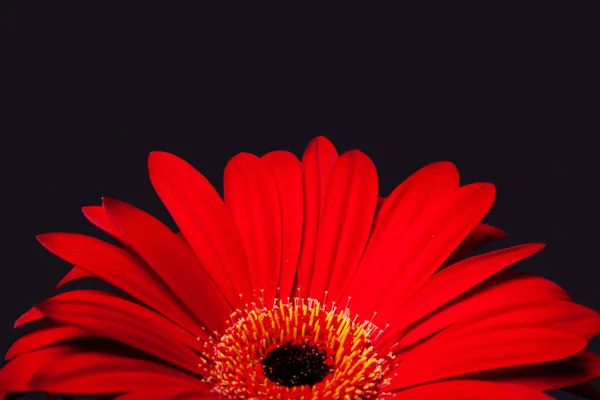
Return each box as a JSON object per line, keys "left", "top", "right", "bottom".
{"left": 207, "top": 292, "right": 391, "bottom": 399}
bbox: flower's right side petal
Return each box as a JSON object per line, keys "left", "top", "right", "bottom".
{"left": 442, "top": 222, "right": 507, "bottom": 267}
{"left": 345, "top": 161, "right": 459, "bottom": 316}
{"left": 37, "top": 233, "right": 202, "bottom": 337}
{"left": 389, "top": 380, "right": 552, "bottom": 399}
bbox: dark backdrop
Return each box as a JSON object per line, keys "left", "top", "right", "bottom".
{"left": 2, "top": 4, "right": 598, "bottom": 399}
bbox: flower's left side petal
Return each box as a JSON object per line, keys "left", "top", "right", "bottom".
{"left": 5, "top": 323, "right": 94, "bottom": 360}
{"left": 173, "top": 393, "right": 223, "bottom": 400}
{"left": 389, "top": 380, "right": 552, "bottom": 399}
{"left": 36, "top": 290, "right": 206, "bottom": 375}
{"left": 82, "top": 206, "right": 129, "bottom": 244}
{"left": 224, "top": 153, "right": 282, "bottom": 307}
{"left": 55, "top": 267, "right": 94, "bottom": 289}
{"left": 13, "top": 306, "right": 44, "bottom": 329}
{"left": 29, "top": 349, "right": 208, "bottom": 394}
{"left": 148, "top": 151, "right": 252, "bottom": 307}
{"left": 103, "top": 198, "right": 231, "bottom": 332}
{"left": 308, "top": 150, "right": 378, "bottom": 301}
{"left": 0, "top": 346, "right": 73, "bottom": 393}
{"left": 114, "top": 390, "right": 218, "bottom": 400}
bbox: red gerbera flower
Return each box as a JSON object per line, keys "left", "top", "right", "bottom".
{"left": 1, "top": 137, "right": 598, "bottom": 399}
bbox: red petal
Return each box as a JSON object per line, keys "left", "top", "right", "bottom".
{"left": 390, "top": 380, "right": 552, "bottom": 399}
{"left": 13, "top": 306, "right": 44, "bottom": 329}
{"left": 55, "top": 266, "right": 94, "bottom": 289}
{"left": 0, "top": 346, "right": 72, "bottom": 392}
{"left": 442, "top": 222, "right": 507, "bottom": 267}
{"left": 395, "top": 270, "right": 569, "bottom": 348}
{"left": 383, "top": 244, "right": 545, "bottom": 344}
{"left": 389, "top": 327, "right": 586, "bottom": 389}
{"left": 345, "top": 161, "right": 459, "bottom": 315}
{"left": 482, "top": 351, "right": 600, "bottom": 392}
{"left": 36, "top": 290, "right": 206, "bottom": 375}
{"left": 5, "top": 323, "right": 93, "bottom": 360}
{"left": 37, "top": 232, "right": 201, "bottom": 336}
{"left": 82, "top": 205, "right": 128, "bottom": 244}
{"left": 308, "top": 150, "right": 378, "bottom": 301}
{"left": 378, "top": 183, "right": 496, "bottom": 318}
{"left": 261, "top": 151, "right": 304, "bottom": 300}
{"left": 102, "top": 198, "right": 231, "bottom": 332}
{"left": 224, "top": 153, "right": 282, "bottom": 305}
{"left": 148, "top": 151, "right": 252, "bottom": 306}
{"left": 173, "top": 393, "right": 221, "bottom": 400}
{"left": 114, "top": 389, "right": 217, "bottom": 400}
{"left": 29, "top": 349, "right": 207, "bottom": 394}
{"left": 457, "top": 300, "right": 600, "bottom": 339}
{"left": 296, "top": 136, "right": 338, "bottom": 295}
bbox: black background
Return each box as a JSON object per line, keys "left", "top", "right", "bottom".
{"left": 2, "top": 3, "right": 598, "bottom": 399}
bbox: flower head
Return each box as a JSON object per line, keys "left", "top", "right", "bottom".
{"left": 0, "top": 137, "right": 598, "bottom": 399}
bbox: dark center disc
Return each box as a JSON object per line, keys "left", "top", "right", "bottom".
{"left": 261, "top": 341, "right": 333, "bottom": 387}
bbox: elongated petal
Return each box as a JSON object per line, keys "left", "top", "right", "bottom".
{"left": 36, "top": 290, "right": 206, "bottom": 375}
{"left": 29, "top": 350, "right": 207, "bottom": 394}
{"left": 296, "top": 136, "right": 338, "bottom": 294}
{"left": 0, "top": 346, "right": 73, "bottom": 392}
{"left": 383, "top": 244, "right": 545, "bottom": 343}
{"left": 378, "top": 183, "right": 496, "bottom": 318}
{"left": 114, "top": 389, "right": 217, "bottom": 400}
{"left": 346, "top": 161, "right": 459, "bottom": 314}
{"left": 173, "top": 393, "right": 221, "bottom": 400}
{"left": 55, "top": 266, "right": 94, "bottom": 289}
{"left": 309, "top": 150, "right": 378, "bottom": 300}
{"left": 148, "top": 151, "right": 252, "bottom": 306}
{"left": 375, "top": 162, "right": 460, "bottom": 229}
{"left": 390, "top": 380, "right": 552, "bottom": 399}
{"left": 37, "top": 232, "right": 200, "bottom": 335}
{"left": 442, "top": 222, "right": 507, "bottom": 267}
{"left": 459, "top": 300, "right": 600, "bottom": 339}
{"left": 102, "top": 198, "right": 230, "bottom": 332}
{"left": 6, "top": 323, "right": 93, "bottom": 360}
{"left": 261, "top": 151, "right": 303, "bottom": 300}
{"left": 397, "top": 270, "right": 570, "bottom": 347}
{"left": 480, "top": 351, "right": 600, "bottom": 392}
{"left": 389, "top": 327, "right": 586, "bottom": 389}
{"left": 224, "top": 153, "right": 282, "bottom": 306}
{"left": 82, "top": 206, "right": 128, "bottom": 244}
{"left": 13, "top": 306, "right": 44, "bottom": 329}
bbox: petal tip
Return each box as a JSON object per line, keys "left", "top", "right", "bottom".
{"left": 36, "top": 233, "right": 53, "bottom": 246}
{"left": 101, "top": 197, "right": 119, "bottom": 208}
{"left": 148, "top": 151, "right": 188, "bottom": 178}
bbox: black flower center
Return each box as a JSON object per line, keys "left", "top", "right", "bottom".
{"left": 261, "top": 341, "right": 333, "bottom": 387}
